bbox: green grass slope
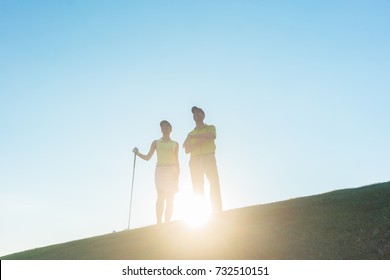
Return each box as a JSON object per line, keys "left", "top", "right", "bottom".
{"left": 2, "top": 181, "right": 390, "bottom": 260}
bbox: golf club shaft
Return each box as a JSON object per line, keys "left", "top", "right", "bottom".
{"left": 127, "top": 152, "right": 137, "bottom": 229}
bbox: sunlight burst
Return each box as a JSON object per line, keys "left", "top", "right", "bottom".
{"left": 179, "top": 194, "right": 211, "bottom": 227}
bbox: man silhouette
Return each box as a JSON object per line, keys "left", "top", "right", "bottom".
{"left": 183, "top": 106, "right": 222, "bottom": 212}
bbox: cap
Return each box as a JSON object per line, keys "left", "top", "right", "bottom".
{"left": 160, "top": 120, "right": 172, "bottom": 129}
{"left": 191, "top": 106, "right": 205, "bottom": 116}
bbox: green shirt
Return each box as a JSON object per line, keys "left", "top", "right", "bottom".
{"left": 156, "top": 139, "right": 178, "bottom": 166}
{"left": 188, "top": 124, "right": 216, "bottom": 157}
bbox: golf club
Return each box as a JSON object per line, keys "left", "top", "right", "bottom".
{"left": 127, "top": 151, "right": 137, "bottom": 230}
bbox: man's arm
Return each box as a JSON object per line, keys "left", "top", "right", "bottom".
{"left": 183, "top": 126, "right": 216, "bottom": 154}
{"left": 183, "top": 134, "right": 193, "bottom": 154}
{"left": 190, "top": 131, "right": 215, "bottom": 140}
{"left": 192, "top": 125, "right": 216, "bottom": 140}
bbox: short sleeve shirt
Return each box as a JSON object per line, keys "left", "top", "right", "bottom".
{"left": 188, "top": 124, "right": 216, "bottom": 157}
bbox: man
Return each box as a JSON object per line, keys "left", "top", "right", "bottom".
{"left": 183, "top": 106, "right": 222, "bottom": 212}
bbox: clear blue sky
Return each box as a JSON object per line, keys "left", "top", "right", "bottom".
{"left": 1, "top": 0, "right": 389, "bottom": 257}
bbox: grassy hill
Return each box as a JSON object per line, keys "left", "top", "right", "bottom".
{"left": 2, "top": 181, "right": 390, "bottom": 260}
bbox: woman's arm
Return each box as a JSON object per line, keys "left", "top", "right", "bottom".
{"left": 134, "top": 140, "right": 156, "bottom": 161}
{"left": 174, "top": 142, "right": 180, "bottom": 176}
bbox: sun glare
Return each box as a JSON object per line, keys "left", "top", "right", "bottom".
{"left": 178, "top": 193, "right": 211, "bottom": 227}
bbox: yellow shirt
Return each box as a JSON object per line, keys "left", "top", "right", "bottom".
{"left": 156, "top": 139, "right": 178, "bottom": 166}
{"left": 188, "top": 124, "right": 216, "bottom": 157}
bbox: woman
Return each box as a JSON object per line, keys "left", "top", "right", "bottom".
{"left": 133, "top": 120, "right": 179, "bottom": 224}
